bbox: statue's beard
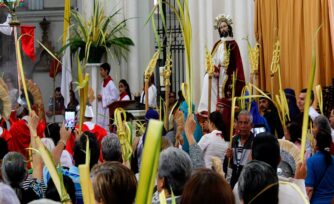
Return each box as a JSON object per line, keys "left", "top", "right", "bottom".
{"left": 219, "top": 31, "right": 229, "bottom": 38}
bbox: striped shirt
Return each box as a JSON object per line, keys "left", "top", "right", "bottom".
{"left": 22, "top": 175, "right": 46, "bottom": 198}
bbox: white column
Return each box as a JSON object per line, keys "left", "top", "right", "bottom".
{"left": 126, "top": 0, "right": 140, "bottom": 94}
{"left": 123, "top": 0, "right": 154, "bottom": 95}
{"left": 80, "top": 0, "right": 94, "bottom": 20}
{"left": 86, "top": 63, "right": 100, "bottom": 124}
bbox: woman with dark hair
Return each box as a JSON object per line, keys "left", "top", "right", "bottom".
{"left": 180, "top": 168, "right": 235, "bottom": 204}
{"left": 284, "top": 121, "right": 302, "bottom": 148}
{"left": 92, "top": 161, "right": 137, "bottom": 204}
{"left": 305, "top": 129, "right": 334, "bottom": 204}
{"left": 67, "top": 90, "right": 79, "bottom": 110}
{"left": 312, "top": 115, "right": 332, "bottom": 138}
{"left": 45, "top": 175, "right": 76, "bottom": 203}
{"left": 118, "top": 79, "right": 132, "bottom": 101}
{"left": 198, "top": 111, "right": 229, "bottom": 168}
{"left": 140, "top": 75, "right": 157, "bottom": 108}
{"left": 2, "top": 152, "right": 40, "bottom": 204}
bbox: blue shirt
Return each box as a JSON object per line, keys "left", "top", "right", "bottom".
{"left": 43, "top": 166, "right": 83, "bottom": 204}
{"left": 305, "top": 152, "right": 334, "bottom": 204}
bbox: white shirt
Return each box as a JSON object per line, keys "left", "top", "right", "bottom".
{"left": 119, "top": 95, "right": 130, "bottom": 101}
{"left": 308, "top": 106, "right": 320, "bottom": 122}
{"left": 198, "top": 130, "right": 229, "bottom": 168}
{"left": 140, "top": 85, "right": 157, "bottom": 108}
{"left": 233, "top": 176, "right": 309, "bottom": 204}
{"left": 97, "top": 78, "right": 119, "bottom": 130}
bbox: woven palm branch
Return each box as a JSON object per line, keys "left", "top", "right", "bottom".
{"left": 20, "top": 79, "right": 46, "bottom": 121}
{"left": 0, "top": 78, "right": 8, "bottom": 91}
{"left": 0, "top": 82, "right": 11, "bottom": 120}
{"left": 211, "top": 156, "right": 225, "bottom": 177}
{"left": 278, "top": 139, "right": 301, "bottom": 172}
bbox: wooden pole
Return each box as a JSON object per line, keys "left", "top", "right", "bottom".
{"left": 164, "top": 85, "right": 170, "bottom": 130}
{"left": 13, "top": 26, "right": 21, "bottom": 92}
{"left": 254, "top": 73, "right": 258, "bottom": 95}
{"left": 208, "top": 76, "right": 212, "bottom": 113}
{"left": 145, "top": 80, "right": 149, "bottom": 111}
{"left": 270, "top": 75, "right": 275, "bottom": 97}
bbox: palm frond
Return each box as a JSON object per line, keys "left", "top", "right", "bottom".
{"left": 61, "top": 0, "right": 134, "bottom": 63}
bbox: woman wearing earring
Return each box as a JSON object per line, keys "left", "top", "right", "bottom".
{"left": 118, "top": 79, "right": 132, "bottom": 101}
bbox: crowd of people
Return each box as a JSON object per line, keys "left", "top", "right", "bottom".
{"left": 0, "top": 14, "right": 333, "bottom": 204}
{"left": 0, "top": 80, "right": 333, "bottom": 204}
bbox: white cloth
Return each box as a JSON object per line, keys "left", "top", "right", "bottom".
{"left": 97, "top": 79, "right": 119, "bottom": 130}
{"left": 308, "top": 106, "right": 320, "bottom": 122}
{"left": 233, "top": 176, "right": 309, "bottom": 204}
{"left": 119, "top": 95, "right": 130, "bottom": 101}
{"left": 0, "top": 14, "right": 13, "bottom": 36}
{"left": 83, "top": 121, "right": 96, "bottom": 130}
{"left": 198, "top": 38, "right": 232, "bottom": 113}
{"left": 331, "top": 128, "right": 334, "bottom": 142}
{"left": 140, "top": 85, "right": 157, "bottom": 108}
{"left": 198, "top": 130, "right": 229, "bottom": 168}
{"left": 41, "top": 138, "right": 55, "bottom": 152}
{"left": 61, "top": 29, "right": 72, "bottom": 107}
{"left": 60, "top": 150, "right": 73, "bottom": 168}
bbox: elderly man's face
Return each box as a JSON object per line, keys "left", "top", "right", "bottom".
{"left": 297, "top": 92, "right": 306, "bottom": 112}
{"left": 237, "top": 114, "right": 252, "bottom": 137}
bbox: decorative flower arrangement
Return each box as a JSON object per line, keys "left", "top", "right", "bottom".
{"left": 62, "top": 0, "right": 134, "bottom": 63}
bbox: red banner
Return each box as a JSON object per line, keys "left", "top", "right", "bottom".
{"left": 20, "top": 25, "right": 36, "bottom": 61}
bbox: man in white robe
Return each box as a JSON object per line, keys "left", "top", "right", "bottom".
{"left": 97, "top": 63, "right": 119, "bottom": 131}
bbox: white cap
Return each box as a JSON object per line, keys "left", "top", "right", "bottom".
{"left": 85, "top": 105, "right": 94, "bottom": 118}
{"left": 76, "top": 105, "right": 94, "bottom": 118}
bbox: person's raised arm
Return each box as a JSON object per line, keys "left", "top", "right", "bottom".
{"left": 27, "top": 111, "right": 43, "bottom": 180}
{"left": 185, "top": 114, "right": 196, "bottom": 145}
{"left": 185, "top": 114, "right": 205, "bottom": 169}
{"left": 52, "top": 123, "right": 71, "bottom": 166}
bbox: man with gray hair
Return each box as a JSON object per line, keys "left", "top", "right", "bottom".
{"left": 238, "top": 160, "right": 279, "bottom": 204}
{"left": 225, "top": 110, "right": 254, "bottom": 188}
{"left": 152, "top": 147, "right": 192, "bottom": 204}
{"left": 101, "top": 133, "right": 123, "bottom": 163}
